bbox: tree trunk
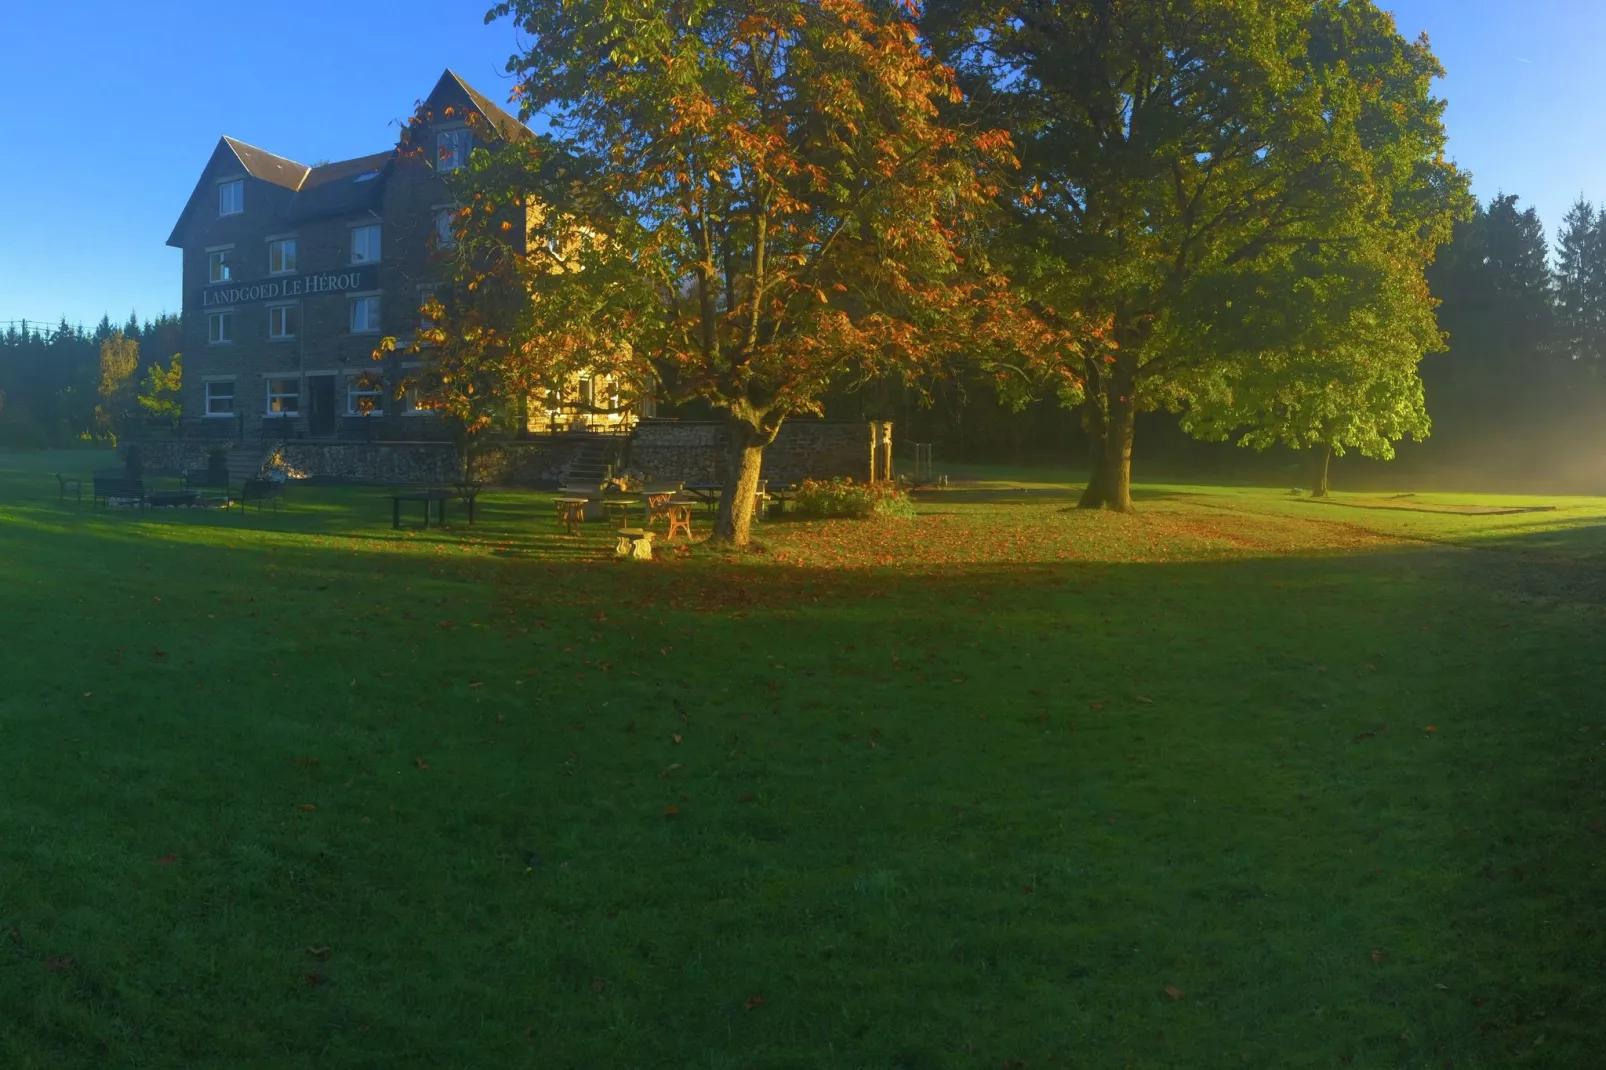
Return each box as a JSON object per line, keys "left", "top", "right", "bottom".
{"left": 715, "top": 420, "right": 768, "bottom": 546}
{"left": 1310, "top": 442, "right": 1333, "bottom": 498}
{"left": 1078, "top": 359, "right": 1136, "bottom": 512}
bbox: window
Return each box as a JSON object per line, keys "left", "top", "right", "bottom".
{"left": 351, "top": 224, "right": 381, "bottom": 264}
{"left": 435, "top": 208, "right": 457, "bottom": 249}
{"left": 207, "top": 311, "right": 233, "bottom": 345}
{"left": 418, "top": 287, "right": 439, "bottom": 330}
{"left": 218, "top": 179, "right": 243, "bottom": 216}
{"left": 268, "top": 238, "right": 297, "bottom": 275}
{"left": 208, "top": 249, "right": 233, "bottom": 284}
{"left": 436, "top": 129, "right": 472, "bottom": 172}
{"left": 268, "top": 303, "right": 299, "bottom": 340}
{"left": 204, "top": 380, "right": 235, "bottom": 417}
{"left": 350, "top": 294, "right": 381, "bottom": 334}
{"left": 266, "top": 378, "right": 300, "bottom": 415}
{"left": 346, "top": 374, "right": 384, "bottom": 416}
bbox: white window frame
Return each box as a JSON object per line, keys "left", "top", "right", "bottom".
{"left": 207, "top": 248, "right": 234, "bottom": 284}
{"left": 345, "top": 373, "right": 385, "bottom": 416}
{"left": 267, "top": 303, "right": 299, "bottom": 341}
{"left": 207, "top": 310, "right": 234, "bottom": 345}
{"left": 203, "top": 379, "right": 235, "bottom": 417}
{"left": 218, "top": 178, "right": 244, "bottom": 217}
{"left": 434, "top": 206, "right": 457, "bottom": 249}
{"left": 435, "top": 128, "right": 471, "bottom": 173}
{"left": 350, "top": 223, "right": 381, "bottom": 265}
{"left": 401, "top": 362, "right": 436, "bottom": 415}
{"left": 265, "top": 377, "right": 301, "bottom": 416}
{"left": 267, "top": 237, "right": 297, "bottom": 276}
{"left": 349, "top": 293, "right": 382, "bottom": 335}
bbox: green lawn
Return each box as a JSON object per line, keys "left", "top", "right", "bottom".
{"left": 3, "top": 451, "right": 1604, "bottom": 1068}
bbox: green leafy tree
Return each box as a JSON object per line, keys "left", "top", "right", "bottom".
{"left": 487, "top": 0, "right": 1053, "bottom": 544}
{"left": 95, "top": 330, "right": 139, "bottom": 442}
{"left": 932, "top": 0, "right": 1469, "bottom": 510}
{"left": 136, "top": 352, "right": 183, "bottom": 422}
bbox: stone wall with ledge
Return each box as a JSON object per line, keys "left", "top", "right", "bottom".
{"left": 625, "top": 420, "right": 887, "bottom": 487}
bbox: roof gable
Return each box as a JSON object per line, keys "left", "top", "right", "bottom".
{"left": 424, "top": 70, "right": 531, "bottom": 143}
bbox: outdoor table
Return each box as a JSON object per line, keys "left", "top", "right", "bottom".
{"left": 682, "top": 483, "right": 723, "bottom": 513}
{"left": 393, "top": 489, "right": 451, "bottom": 529}
{"left": 602, "top": 498, "right": 639, "bottom": 526}
{"left": 554, "top": 496, "right": 589, "bottom": 535}
{"left": 665, "top": 500, "right": 696, "bottom": 542}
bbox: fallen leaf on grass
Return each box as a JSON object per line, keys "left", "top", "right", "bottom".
{"left": 663, "top": 805, "right": 680, "bottom": 818}
{"left": 155, "top": 854, "right": 178, "bottom": 865}
{"left": 304, "top": 972, "right": 325, "bottom": 987}
{"left": 307, "top": 946, "right": 330, "bottom": 959}
{"left": 1164, "top": 985, "right": 1186, "bottom": 1000}
{"left": 1371, "top": 949, "right": 1384, "bottom": 964}
{"left": 672, "top": 734, "right": 682, "bottom": 745}
{"left": 299, "top": 803, "right": 317, "bottom": 812}
{"left": 414, "top": 758, "right": 430, "bottom": 770}
{"left": 745, "top": 995, "right": 765, "bottom": 1010}
{"left": 739, "top": 793, "right": 756, "bottom": 803}
{"left": 1422, "top": 725, "right": 1437, "bottom": 734}
{"left": 45, "top": 956, "right": 75, "bottom": 973}
{"left": 591, "top": 978, "right": 606, "bottom": 993}
{"left": 469, "top": 681, "right": 483, "bottom": 689}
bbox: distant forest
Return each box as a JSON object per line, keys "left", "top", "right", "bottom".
{"left": 0, "top": 314, "right": 180, "bottom": 450}
{"left": 5, "top": 191, "right": 1606, "bottom": 491}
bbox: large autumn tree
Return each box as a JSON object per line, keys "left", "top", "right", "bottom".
{"left": 931, "top": 0, "right": 1468, "bottom": 510}
{"left": 487, "top": 0, "right": 1049, "bottom": 543}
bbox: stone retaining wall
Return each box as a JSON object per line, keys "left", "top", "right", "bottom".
{"left": 626, "top": 420, "right": 889, "bottom": 486}
{"left": 135, "top": 439, "right": 580, "bottom": 486}
{"left": 135, "top": 420, "right": 889, "bottom": 487}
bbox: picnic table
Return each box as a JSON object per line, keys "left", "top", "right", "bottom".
{"left": 682, "top": 483, "right": 723, "bottom": 513}
{"left": 554, "top": 496, "right": 589, "bottom": 535}
{"left": 392, "top": 488, "right": 451, "bottom": 529}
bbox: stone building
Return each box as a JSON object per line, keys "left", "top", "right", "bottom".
{"left": 165, "top": 70, "right": 629, "bottom": 453}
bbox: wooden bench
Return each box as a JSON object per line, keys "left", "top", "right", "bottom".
{"left": 92, "top": 473, "right": 147, "bottom": 508}
{"left": 615, "top": 527, "right": 654, "bottom": 560}
{"left": 236, "top": 478, "right": 284, "bottom": 512}
{"left": 56, "top": 474, "right": 82, "bottom": 502}
{"left": 391, "top": 488, "right": 450, "bottom": 529}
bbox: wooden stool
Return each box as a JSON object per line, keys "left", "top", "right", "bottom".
{"left": 615, "top": 527, "right": 654, "bottom": 560}
{"left": 665, "top": 502, "right": 694, "bottom": 542}
{"left": 554, "top": 497, "right": 588, "bottom": 534}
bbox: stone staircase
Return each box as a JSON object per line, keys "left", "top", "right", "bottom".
{"left": 561, "top": 434, "right": 623, "bottom": 487}
{"left": 225, "top": 445, "right": 268, "bottom": 484}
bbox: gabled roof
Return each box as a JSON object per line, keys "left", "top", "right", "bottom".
{"left": 438, "top": 69, "right": 530, "bottom": 142}
{"left": 168, "top": 71, "right": 531, "bottom": 247}
{"left": 222, "top": 136, "right": 310, "bottom": 190}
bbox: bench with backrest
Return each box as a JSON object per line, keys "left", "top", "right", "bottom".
{"left": 92, "top": 471, "right": 147, "bottom": 508}
{"left": 235, "top": 477, "right": 284, "bottom": 512}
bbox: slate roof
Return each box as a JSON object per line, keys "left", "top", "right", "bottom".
{"left": 168, "top": 72, "right": 528, "bottom": 247}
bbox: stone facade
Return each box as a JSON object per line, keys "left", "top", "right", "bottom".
{"left": 625, "top": 420, "right": 889, "bottom": 487}
{"left": 166, "top": 71, "right": 540, "bottom": 447}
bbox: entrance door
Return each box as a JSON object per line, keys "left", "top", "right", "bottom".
{"left": 307, "top": 375, "right": 337, "bottom": 437}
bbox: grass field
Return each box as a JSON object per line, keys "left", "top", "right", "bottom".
{"left": 2, "top": 451, "right": 1603, "bottom": 1068}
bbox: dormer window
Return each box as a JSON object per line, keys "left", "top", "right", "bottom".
{"left": 218, "top": 179, "right": 244, "bottom": 217}
{"left": 436, "top": 129, "right": 472, "bottom": 173}
{"left": 435, "top": 208, "right": 457, "bottom": 249}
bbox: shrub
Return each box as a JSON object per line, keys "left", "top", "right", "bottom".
{"left": 793, "top": 478, "right": 915, "bottom": 521}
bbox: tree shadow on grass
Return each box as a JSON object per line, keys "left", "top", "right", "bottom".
{"left": 2, "top": 478, "right": 1603, "bottom": 1066}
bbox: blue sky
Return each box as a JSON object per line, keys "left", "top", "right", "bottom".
{"left": 0, "top": 0, "right": 1602, "bottom": 330}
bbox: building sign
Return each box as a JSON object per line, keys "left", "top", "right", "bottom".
{"left": 200, "top": 266, "right": 378, "bottom": 308}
